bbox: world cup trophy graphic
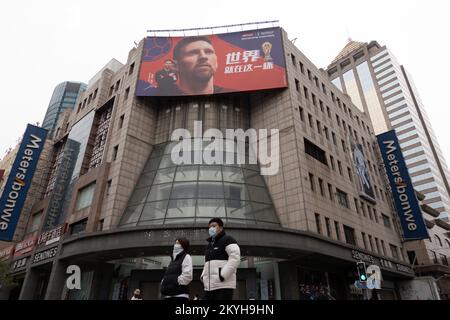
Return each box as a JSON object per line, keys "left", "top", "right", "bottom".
{"left": 262, "top": 42, "right": 273, "bottom": 62}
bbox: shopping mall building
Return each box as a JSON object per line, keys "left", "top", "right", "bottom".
{"left": 1, "top": 26, "right": 436, "bottom": 300}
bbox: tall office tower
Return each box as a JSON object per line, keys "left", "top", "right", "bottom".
{"left": 42, "top": 81, "right": 87, "bottom": 138}
{"left": 327, "top": 41, "right": 450, "bottom": 221}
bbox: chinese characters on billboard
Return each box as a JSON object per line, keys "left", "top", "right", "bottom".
{"left": 137, "top": 27, "right": 287, "bottom": 96}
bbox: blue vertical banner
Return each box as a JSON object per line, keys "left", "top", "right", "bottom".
{"left": 377, "top": 130, "right": 428, "bottom": 240}
{"left": 0, "top": 124, "right": 48, "bottom": 241}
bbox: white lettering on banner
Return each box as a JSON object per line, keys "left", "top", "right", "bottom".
{"left": 0, "top": 133, "right": 42, "bottom": 231}
{"left": 352, "top": 250, "right": 375, "bottom": 264}
{"left": 384, "top": 140, "right": 419, "bottom": 231}
{"left": 32, "top": 247, "right": 58, "bottom": 264}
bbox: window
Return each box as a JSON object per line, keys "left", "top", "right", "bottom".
{"left": 354, "top": 198, "right": 359, "bottom": 214}
{"left": 332, "top": 132, "right": 336, "bottom": 145}
{"left": 318, "top": 178, "right": 325, "bottom": 197}
{"left": 312, "top": 93, "right": 317, "bottom": 106}
{"left": 316, "top": 120, "right": 321, "bottom": 134}
{"left": 291, "top": 53, "right": 297, "bottom": 66}
{"left": 299, "top": 62, "right": 305, "bottom": 74}
{"left": 76, "top": 183, "right": 96, "bottom": 211}
{"left": 382, "top": 214, "right": 391, "bottom": 228}
{"left": 113, "top": 145, "right": 119, "bottom": 161}
{"left": 315, "top": 213, "right": 322, "bottom": 234}
{"left": 328, "top": 183, "right": 334, "bottom": 201}
{"left": 314, "top": 76, "right": 319, "bottom": 88}
{"left": 336, "top": 114, "right": 340, "bottom": 127}
{"left": 435, "top": 235, "right": 443, "bottom": 247}
{"left": 347, "top": 167, "right": 353, "bottom": 182}
{"left": 70, "top": 218, "right": 88, "bottom": 235}
{"left": 97, "top": 219, "right": 104, "bottom": 231}
{"left": 124, "top": 87, "right": 130, "bottom": 100}
{"left": 361, "top": 232, "right": 368, "bottom": 250}
{"left": 336, "top": 188, "right": 349, "bottom": 208}
{"left": 27, "top": 211, "right": 42, "bottom": 234}
{"left": 373, "top": 208, "right": 379, "bottom": 223}
{"left": 93, "top": 88, "right": 98, "bottom": 100}
{"left": 334, "top": 221, "right": 341, "bottom": 240}
{"left": 368, "top": 204, "right": 373, "bottom": 220}
{"left": 360, "top": 201, "right": 366, "bottom": 217}
{"left": 325, "top": 217, "right": 332, "bottom": 237}
{"left": 295, "top": 78, "right": 300, "bottom": 92}
{"left": 129, "top": 62, "right": 135, "bottom": 75}
{"left": 109, "top": 85, "right": 114, "bottom": 96}
{"left": 299, "top": 107, "right": 304, "bottom": 121}
{"left": 322, "top": 83, "right": 326, "bottom": 94}
{"left": 304, "top": 138, "right": 328, "bottom": 166}
{"left": 326, "top": 106, "right": 331, "bottom": 118}
{"left": 115, "top": 80, "right": 121, "bottom": 92}
{"left": 368, "top": 235, "right": 374, "bottom": 252}
{"left": 307, "top": 69, "right": 312, "bottom": 80}
{"left": 119, "top": 114, "right": 125, "bottom": 129}
{"left": 341, "top": 139, "right": 346, "bottom": 152}
{"left": 343, "top": 225, "right": 356, "bottom": 245}
{"left": 330, "top": 155, "right": 335, "bottom": 170}
{"left": 308, "top": 114, "right": 313, "bottom": 128}
{"left": 323, "top": 127, "right": 329, "bottom": 140}
{"left": 337, "top": 161, "right": 343, "bottom": 175}
{"left": 440, "top": 254, "right": 448, "bottom": 266}
{"left": 381, "top": 240, "right": 387, "bottom": 256}
{"left": 331, "top": 91, "right": 335, "bottom": 102}
{"left": 375, "top": 238, "right": 381, "bottom": 254}
{"left": 319, "top": 100, "right": 324, "bottom": 112}
{"left": 390, "top": 244, "right": 399, "bottom": 260}
{"left": 106, "top": 179, "right": 112, "bottom": 196}
{"left": 309, "top": 173, "right": 315, "bottom": 192}
{"left": 303, "top": 86, "right": 309, "bottom": 99}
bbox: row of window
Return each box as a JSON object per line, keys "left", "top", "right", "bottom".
{"left": 313, "top": 212, "right": 401, "bottom": 260}
{"left": 308, "top": 171, "right": 393, "bottom": 229}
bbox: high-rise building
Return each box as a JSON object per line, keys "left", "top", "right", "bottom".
{"left": 3, "top": 26, "right": 446, "bottom": 301}
{"left": 327, "top": 41, "right": 450, "bottom": 222}
{"left": 42, "top": 81, "right": 87, "bottom": 138}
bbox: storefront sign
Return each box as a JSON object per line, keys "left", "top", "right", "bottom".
{"left": 11, "top": 257, "right": 28, "bottom": 272}
{"left": 377, "top": 130, "right": 428, "bottom": 240}
{"left": 0, "top": 245, "right": 14, "bottom": 261}
{"left": 32, "top": 246, "right": 58, "bottom": 264}
{"left": 351, "top": 250, "right": 375, "bottom": 264}
{"left": 0, "top": 124, "right": 48, "bottom": 241}
{"left": 14, "top": 234, "right": 37, "bottom": 257}
{"left": 37, "top": 224, "right": 67, "bottom": 247}
{"left": 396, "top": 264, "right": 414, "bottom": 274}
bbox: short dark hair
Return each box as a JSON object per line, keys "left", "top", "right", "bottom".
{"left": 209, "top": 217, "right": 224, "bottom": 227}
{"left": 173, "top": 36, "right": 212, "bottom": 61}
{"left": 176, "top": 237, "right": 190, "bottom": 252}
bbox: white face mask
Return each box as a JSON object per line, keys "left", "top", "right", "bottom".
{"left": 209, "top": 226, "right": 217, "bottom": 238}
{"left": 173, "top": 243, "right": 183, "bottom": 259}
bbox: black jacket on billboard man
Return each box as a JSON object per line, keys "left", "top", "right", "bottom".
{"left": 155, "top": 59, "right": 179, "bottom": 95}
{"left": 169, "top": 36, "right": 224, "bottom": 96}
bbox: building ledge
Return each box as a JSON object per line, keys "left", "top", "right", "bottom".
{"left": 422, "top": 204, "right": 441, "bottom": 218}
{"left": 414, "top": 264, "right": 450, "bottom": 275}
{"left": 434, "top": 219, "right": 450, "bottom": 231}
{"left": 425, "top": 219, "right": 436, "bottom": 229}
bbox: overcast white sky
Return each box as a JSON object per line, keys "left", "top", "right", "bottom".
{"left": 1, "top": 0, "right": 449, "bottom": 164}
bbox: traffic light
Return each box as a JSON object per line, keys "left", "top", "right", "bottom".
{"left": 356, "top": 261, "right": 367, "bottom": 282}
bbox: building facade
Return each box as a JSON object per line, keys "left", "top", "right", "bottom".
{"left": 1, "top": 28, "right": 423, "bottom": 300}
{"left": 42, "top": 81, "right": 87, "bottom": 138}
{"left": 327, "top": 41, "right": 450, "bottom": 222}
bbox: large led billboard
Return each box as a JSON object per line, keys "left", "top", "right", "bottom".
{"left": 137, "top": 27, "right": 287, "bottom": 96}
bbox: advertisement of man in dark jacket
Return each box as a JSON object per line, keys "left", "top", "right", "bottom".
{"left": 201, "top": 218, "right": 241, "bottom": 300}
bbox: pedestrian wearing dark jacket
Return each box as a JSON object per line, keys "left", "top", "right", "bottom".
{"left": 201, "top": 218, "right": 241, "bottom": 300}
{"left": 160, "top": 237, "right": 193, "bottom": 300}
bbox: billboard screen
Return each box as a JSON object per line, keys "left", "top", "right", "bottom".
{"left": 137, "top": 27, "right": 287, "bottom": 96}
{"left": 351, "top": 143, "right": 375, "bottom": 200}
{"left": 377, "top": 130, "right": 428, "bottom": 240}
{"left": 0, "top": 124, "right": 48, "bottom": 241}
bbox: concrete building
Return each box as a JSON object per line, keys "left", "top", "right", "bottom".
{"left": 42, "top": 81, "right": 87, "bottom": 138}
{"left": 1, "top": 27, "right": 421, "bottom": 300}
{"left": 327, "top": 41, "right": 450, "bottom": 222}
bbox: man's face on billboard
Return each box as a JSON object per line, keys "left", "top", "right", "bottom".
{"left": 176, "top": 40, "right": 217, "bottom": 82}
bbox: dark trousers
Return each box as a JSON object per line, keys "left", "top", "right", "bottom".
{"left": 203, "top": 289, "right": 234, "bottom": 300}
{"left": 165, "top": 296, "right": 189, "bottom": 301}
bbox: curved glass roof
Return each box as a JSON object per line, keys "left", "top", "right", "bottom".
{"left": 119, "top": 138, "right": 280, "bottom": 228}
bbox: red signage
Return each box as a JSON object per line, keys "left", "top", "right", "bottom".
{"left": 37, "top": 224, "right": 67, "bottom": 247}
{"left": 14, "top": 235, "right": 37, "bottom": 257}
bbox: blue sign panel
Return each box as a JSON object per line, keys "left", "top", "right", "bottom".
{"left": 0, "top": 124, "right": 48, "bottom": 241}
{"left": 377, "top": 130, "right": 428, "bottom": 240}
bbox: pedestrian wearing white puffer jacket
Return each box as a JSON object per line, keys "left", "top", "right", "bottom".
{"left": 201, "top": 217, "right": 241, "bottom": 300}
